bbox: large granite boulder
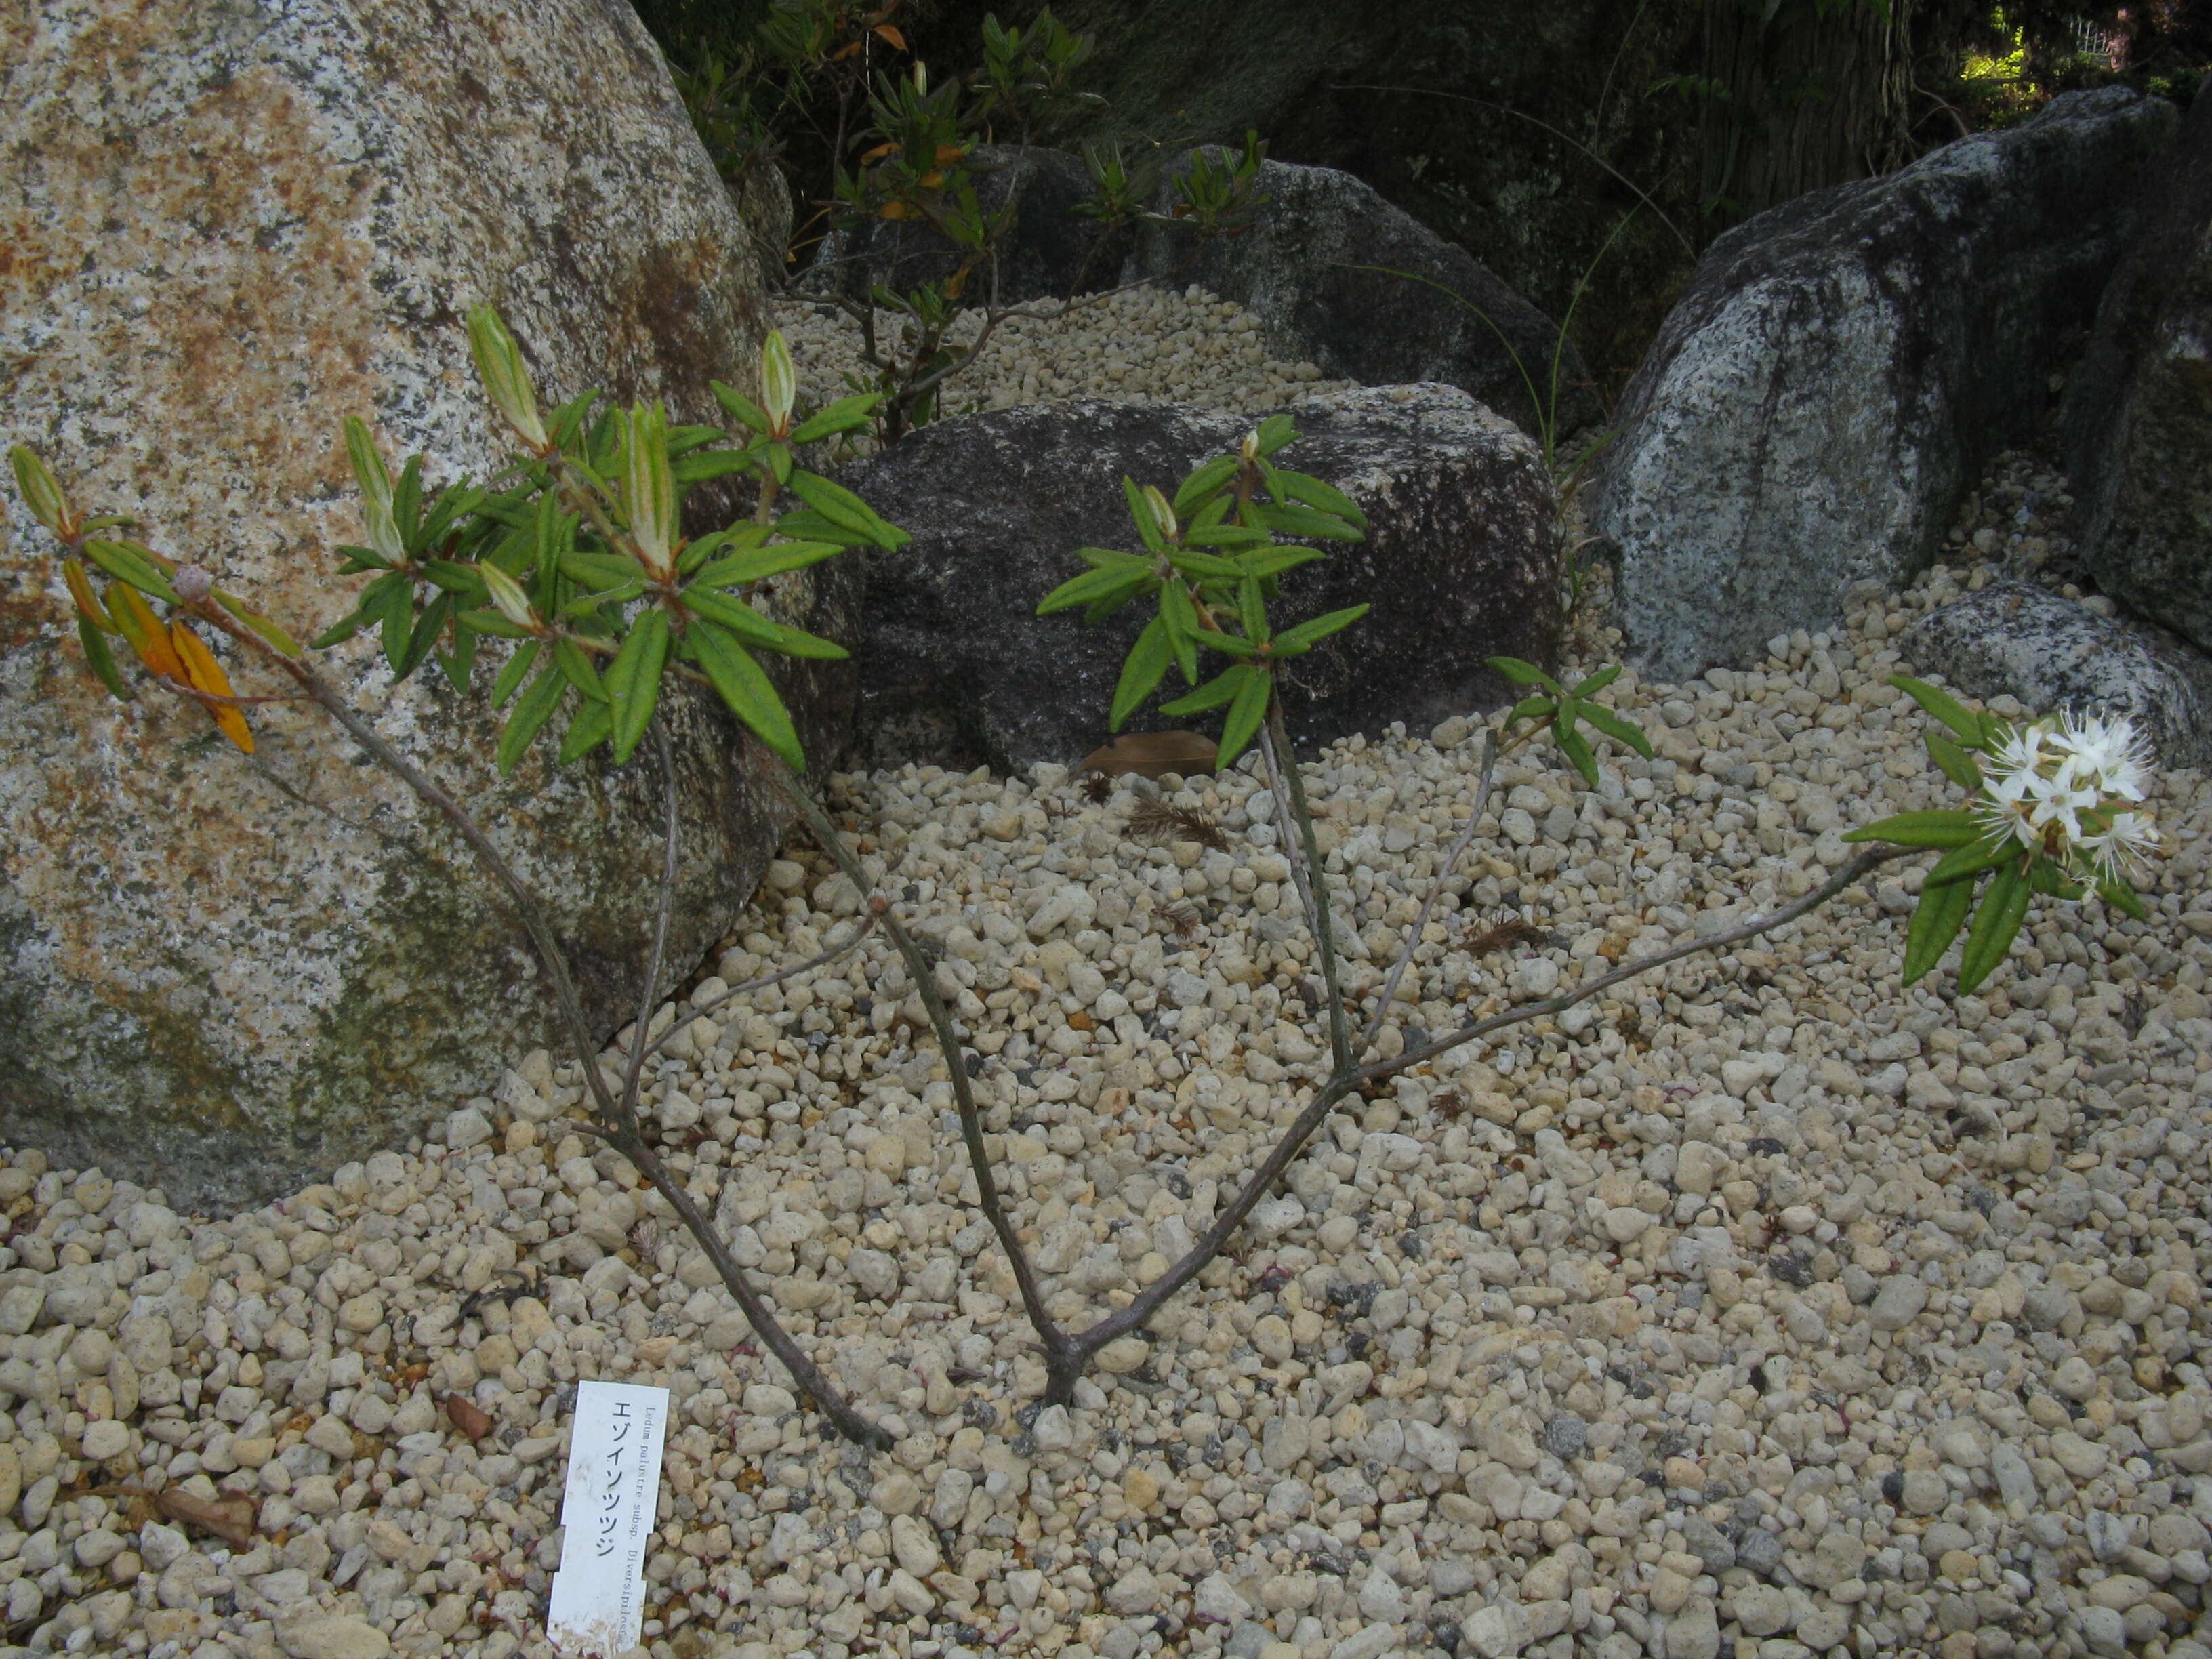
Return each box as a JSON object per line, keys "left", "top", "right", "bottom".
{"left": 843, "top": 385, "right": 1557, "bottom": 771}
{"left": 2061, "top": 91, "right": 2212, "bottom": 655}
{"left": 0, "top": 0, "right": 827, "bottom": 1210}
{"left": 1906, "top": 581, "right": 2212, "bottom": 769}
{"left": 1128, "top": 156, "right": 1598, "bottom": 441}
{"left": 1595, "top": 89, "right": 2179, "bottom": 684}
{"left": 808, "top": 144, "right": 1135, "bottom": 306}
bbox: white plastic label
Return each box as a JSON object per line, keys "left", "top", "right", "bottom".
{"left": 546, "top": 1381, "right": 671, "bottom": 1656}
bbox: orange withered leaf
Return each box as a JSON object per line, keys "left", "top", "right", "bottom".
{"left": 169, "top": 621, "right": 255, "bottom": 753}
{"left": 874, "top": 23, "right": 907, "bottom": 49}
{"left": 108, "top": 584, "right": 187, "bottom": 682}
{"left": 932, "top": 144, "right": 965, "bottom": 168}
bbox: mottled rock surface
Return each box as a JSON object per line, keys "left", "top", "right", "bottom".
{"left": 0, "top": 0, "right": 823, "bottom": 1210}
{"left": 844, "top": 384, "right": 1556, "bottom": 771}
{"left": 1906, "top": 580, "right": 2212, "bottom": 767}
{"left": 1596, "top": 89, "right": 2178, "bottom": 682}
{"left": 2062, "top": 91, "right": 2212, "bottom": 655}
{"left": 1130, "top": 155, "right": 1597, "bottom": 441}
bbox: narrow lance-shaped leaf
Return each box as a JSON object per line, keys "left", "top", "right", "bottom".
{"left": 605, "top": 609, "right": 672, "bottom": 762}
{"left": 1271, "top": 603, "right": 1368, "bottom": 655}
{"left": 497, "top": 666, "right": 567, "bottom": 775}
{"left": 491, "top": 640, "right": 541, "bottom": 709}
{"left": 77, "top": 613, "right": 129, "bottom": 702}
{"left": 1890, "top": 675, "right": 1985, "bottom": 745}
{"left": 1955, "top": 861, "right": 2032, "bottom": 994}
{"left": 343, "top": 417, "right": 407, "bottom": 567}
{"left": 169, "top": 623, "right": 255, "bottom": 753}
{"left": 1216, "top": 660, "right": 1271, "bottom": 770}
{"left": 691, "top": 621, "right": 805, "bottom": 771}
{"left": 1109, "top": 614, "right": 1172, "bottom": 731}
{"left": 1900, "top": 873, "right": 1975, "bottom": 985}
{"left": 1841, "top": 808, "right": 1980, "bottom": 848}
{"left": 559, "top": 699, "right": 615, "bottom": 766}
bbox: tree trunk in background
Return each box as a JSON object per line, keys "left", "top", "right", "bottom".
{"left": 1696, "top": 0, "right": 1921, "bottom": 233}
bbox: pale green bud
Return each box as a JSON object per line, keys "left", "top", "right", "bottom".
{"left": 480, "top": 563, "right": 535, "bottom": 628}
{"left": 8, "top": 445, "right": 71, "bottom": 537}
{"left": 342, "top": 417, "right": 407, "bottom": 567}
{"left": 761, "top": 330, "right": 796, "bottom": 436}
{"left": 467, "top": 306, "right": 549, "bottom": 449}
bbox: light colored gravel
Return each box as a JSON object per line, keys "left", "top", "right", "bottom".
{"left": 3, "top": 426, "right": 2209, "bottom": 1659}
{"left": 769, "top": 283, "right": 1359, "bottom": 436}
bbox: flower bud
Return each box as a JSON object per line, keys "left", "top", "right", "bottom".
{"left": 480, "top": 563, "right": 535, "bottom": 628}
{"left": 1142, "top": 484, "right": 1177, "bottom": 543}
{"left": 467, "top": 306, "right": 550, "bottom": 450}
{"left": 913, "top": 60, "right": 928, "bottom": 96}
{"left": 8, "top": 445, "right": 72, "bottom": 537}
{"left": 760, "top": 331, "right": 796, "bottom": 436}
{"left": 172, "top": 564, "right": 215, "bottom": 604}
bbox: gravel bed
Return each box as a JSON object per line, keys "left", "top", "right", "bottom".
{"left": 3, "top": 400, "right": 2209, "bottom": 1659}
{"left": 769, "top": 283, "right": 1359, "bottom": 434}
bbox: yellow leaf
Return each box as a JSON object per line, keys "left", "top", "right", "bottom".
{"left": 933, "top": 144, "right": 965, "bottom": 167}
{"left": 878, "top": 200, "right": 916, "bottom": 220}
{"left": 169, "top": 621, "right": 255, "bottom": 753}
{"left": 859, "top": 140, "right": 899, "bottom": 163}
{"left": 110, "top": 585, "right": 186, "bottom": 682}
{"left": 874, "top": 23, "right": 907, "bottom": 49}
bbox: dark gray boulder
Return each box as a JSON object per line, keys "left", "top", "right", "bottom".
{"left": 2061, "top": 91, "right": 2212, "bottom": 656}
{"left": 807, "top": 144, "right": 1135, "bottom": 306}
{"left": 1906, "top": 580, "right": 2212, "bottom": 768}
{"left": 1595, "top": 88, "right": 2179, "bottom": 685}
{"left": 1128, "top": 155, "right": 1597, "bottom": 442}
{"left": 843, "top": 385, "right": 1557, "bottom": 771}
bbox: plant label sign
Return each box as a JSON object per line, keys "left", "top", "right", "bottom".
{"left": 547, "top": 1382, "right": 670, "bottom": 1656}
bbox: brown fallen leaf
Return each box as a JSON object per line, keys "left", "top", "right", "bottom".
{"left": 445, "top": 1393, "right": 495, "bottom": 1444}
{"left": 157, "top": 1487, "right": 258, "bottom": 1551}
{"left": 1078, "top": 729, "right": 1217, "bottom": 780}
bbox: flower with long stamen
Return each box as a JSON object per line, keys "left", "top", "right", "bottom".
{"left": 1975, "top": 709, "right": 2159, "bottom": 881}
{"left": 2080, "top": 808, "right": 2159, "bottom": 882}
{"left": 2052, "top": 711, "right": 2152, "bottom": 802}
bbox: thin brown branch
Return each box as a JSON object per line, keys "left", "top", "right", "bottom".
{"left": 1363, "top": 728, "right": 1499, "bottom": 1048}
{"left": 772, "top": 770, "right": 1076, "bottom": 1375}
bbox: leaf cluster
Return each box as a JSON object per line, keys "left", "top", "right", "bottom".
{"left": 1488, "top": 657, "right": 1656, "bottom": 785}
{"left": 1843, "top": 676, "right": 2146, "bottom": 994}
{"left": 1038, "top": 417, "right": 1368, "bottom": 769}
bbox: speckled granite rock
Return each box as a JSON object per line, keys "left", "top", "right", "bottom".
{"left": 1596, "top": 88, "right": 2179, "bottom": 682}
{"left": 0, "top": 0, "right": 829, "bottom": 1210}
{"left": 2062, "top": 90, "right": 2212, "bottom": 656}
{"left": 1905, "top": 579, "right": 2212, "bottom": 766}
{"left": 844, "top": 384, "right": 1557, "bottom": 771}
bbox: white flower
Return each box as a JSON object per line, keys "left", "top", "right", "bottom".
{"left": 1975, "top": 762, "right": 2043, "bottom": 853}
{"left": 2051, "top": 711, "right": 2152, "bottom": 802}
{"left": 2079, "top": 808, "right": 2159, "bottom": 881}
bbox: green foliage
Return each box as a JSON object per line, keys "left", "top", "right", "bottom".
{"left": 972, "top": 9, "right": 1105, "bottom": 144}
{"left": 1486, "top": 659, "right": 1654, "bottom": 786}
{"left": 313, "top": 314, "right": 905, "bottom": 775}
{"left": 1037, "top": 417, "right": 1364, "bottom": 768}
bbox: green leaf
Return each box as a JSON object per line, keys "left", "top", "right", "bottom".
{"left": 438, "top": 618, "right": 479, "bottom": 693}
{"left": 1251, "top": 414, "right": 1295, "bottom": 456}
{"left": 1271, "top": 468, "right": 1366, "bottom": 529}
{"left": 1555, "top": 718, "right": 1599, "bottom": 787}
{"left": 1488, "top": 655, "right": 1561, "bottom": 693}
{"left": 1890, "top": 675, "right": 1984, "bottom": 744}
{"left": 1900, "top": 872, "right": 1975, "bottom": 985}
{"left": 1172, "top": 455, "right": 1240, "bottom": 516}
{"left": 1237, "top": 571, "right": 1267, "bottom": 643}
{"left": 1241, "top": 546, "right": 1324, "bottom": 579}
{"left": 1925, "top": 733, "right": 1983, "bottom": 791}
{"left": 672, "top": 449, "right": 756, "bottom": 487}
{"left": 398, "top": 591, "right": 453, "bottom": 678}
{"left": 558, "top": 697, "right": 614, "bottom": 764}
{"left": 710, "top": 380, "right": 771, "bottom": 434}
{"left": 1123, "top": 475, "right": 1166, "bottom": 555}
{"left": 1109, "top": 614, "right": 1172, "bottom": 731}
{"left": 459, "top": 607, "right": 538, "bottom": 638}
{"left": 491, "top": 640, "right": 541, "bottom": 709}
{"left": 2098, "top": 875, "right": 2148, "bottom": 921}
{"left": 1925, "top": 837, "right": 2015, "bottom": 888}
{"left": 1159, "top": 582, "right": 1202, "bottom": 684}
{"left": 375, "top": 574, "right": 414, "bottom": 672}
{"left": 681, "top": 586, "right": 846, "bottom": 659}
{"left": 311, "top": 607, "right": 371, "bottom": 649}
{"left": 560, "top": 551, "right": 644, "bottom": 591}
{"left": 2028, "top": 859, "right": 2084, "bottom": 900}
{"left": 1271, "top": 604, "right": 1368, "bottom": 655}
{"left": 1217, "top": 659, "right": 1272, "bottom": 769}
{"left": 1569, "top": 663, "right": 1622, "bottom": 698}
{"left": 1576, "top": 702, "right": 1654, "bottom": 758}
{"left": 211, "top": 592, "right": 302, "bottom": 657}
{"left": 691, "top": 620, "right": 804, "bottom": 771}
{"left": 496, "top": 665, "right": 567, "bottom": 775}
{"left": 80, "top": 540, "right": 179, "bottom": 604}
{"left": 1504, "top": 694, "right": 1555, "bottom": 729}
{"left": 1263, "top": 503, "right": 1363, "bottom": 541}
{"left": 689, "top": 541, "right": 844, "bottom": 589}
{"left": 1040, "top": 563, "right": 1151, "bottom": 615}
{"left": 554, "top": 637, "right": 609, "bottom": 701}
{"left": 785, "top": 470, "right": 907, "bottom": 548}
{"left": 605, "top": 608, "right": 671, "bottom": 763}
{"left": 1168, "top": 549, "right": 1243, "bottom": 582}
{"left": 1841, "top": 809, "right": 1980, "bottom": 848}
{"left": 791, "top": 394, "right": 882, "bottom": 445}
{"left": 1160, "top": 664, "right": 1250, "bottom": 716}
{"left": 77, "top": 613, "right": 129, "bottom": 701}
{"left": 1956, "top": 861, "right": 2031, "bottom": 994}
